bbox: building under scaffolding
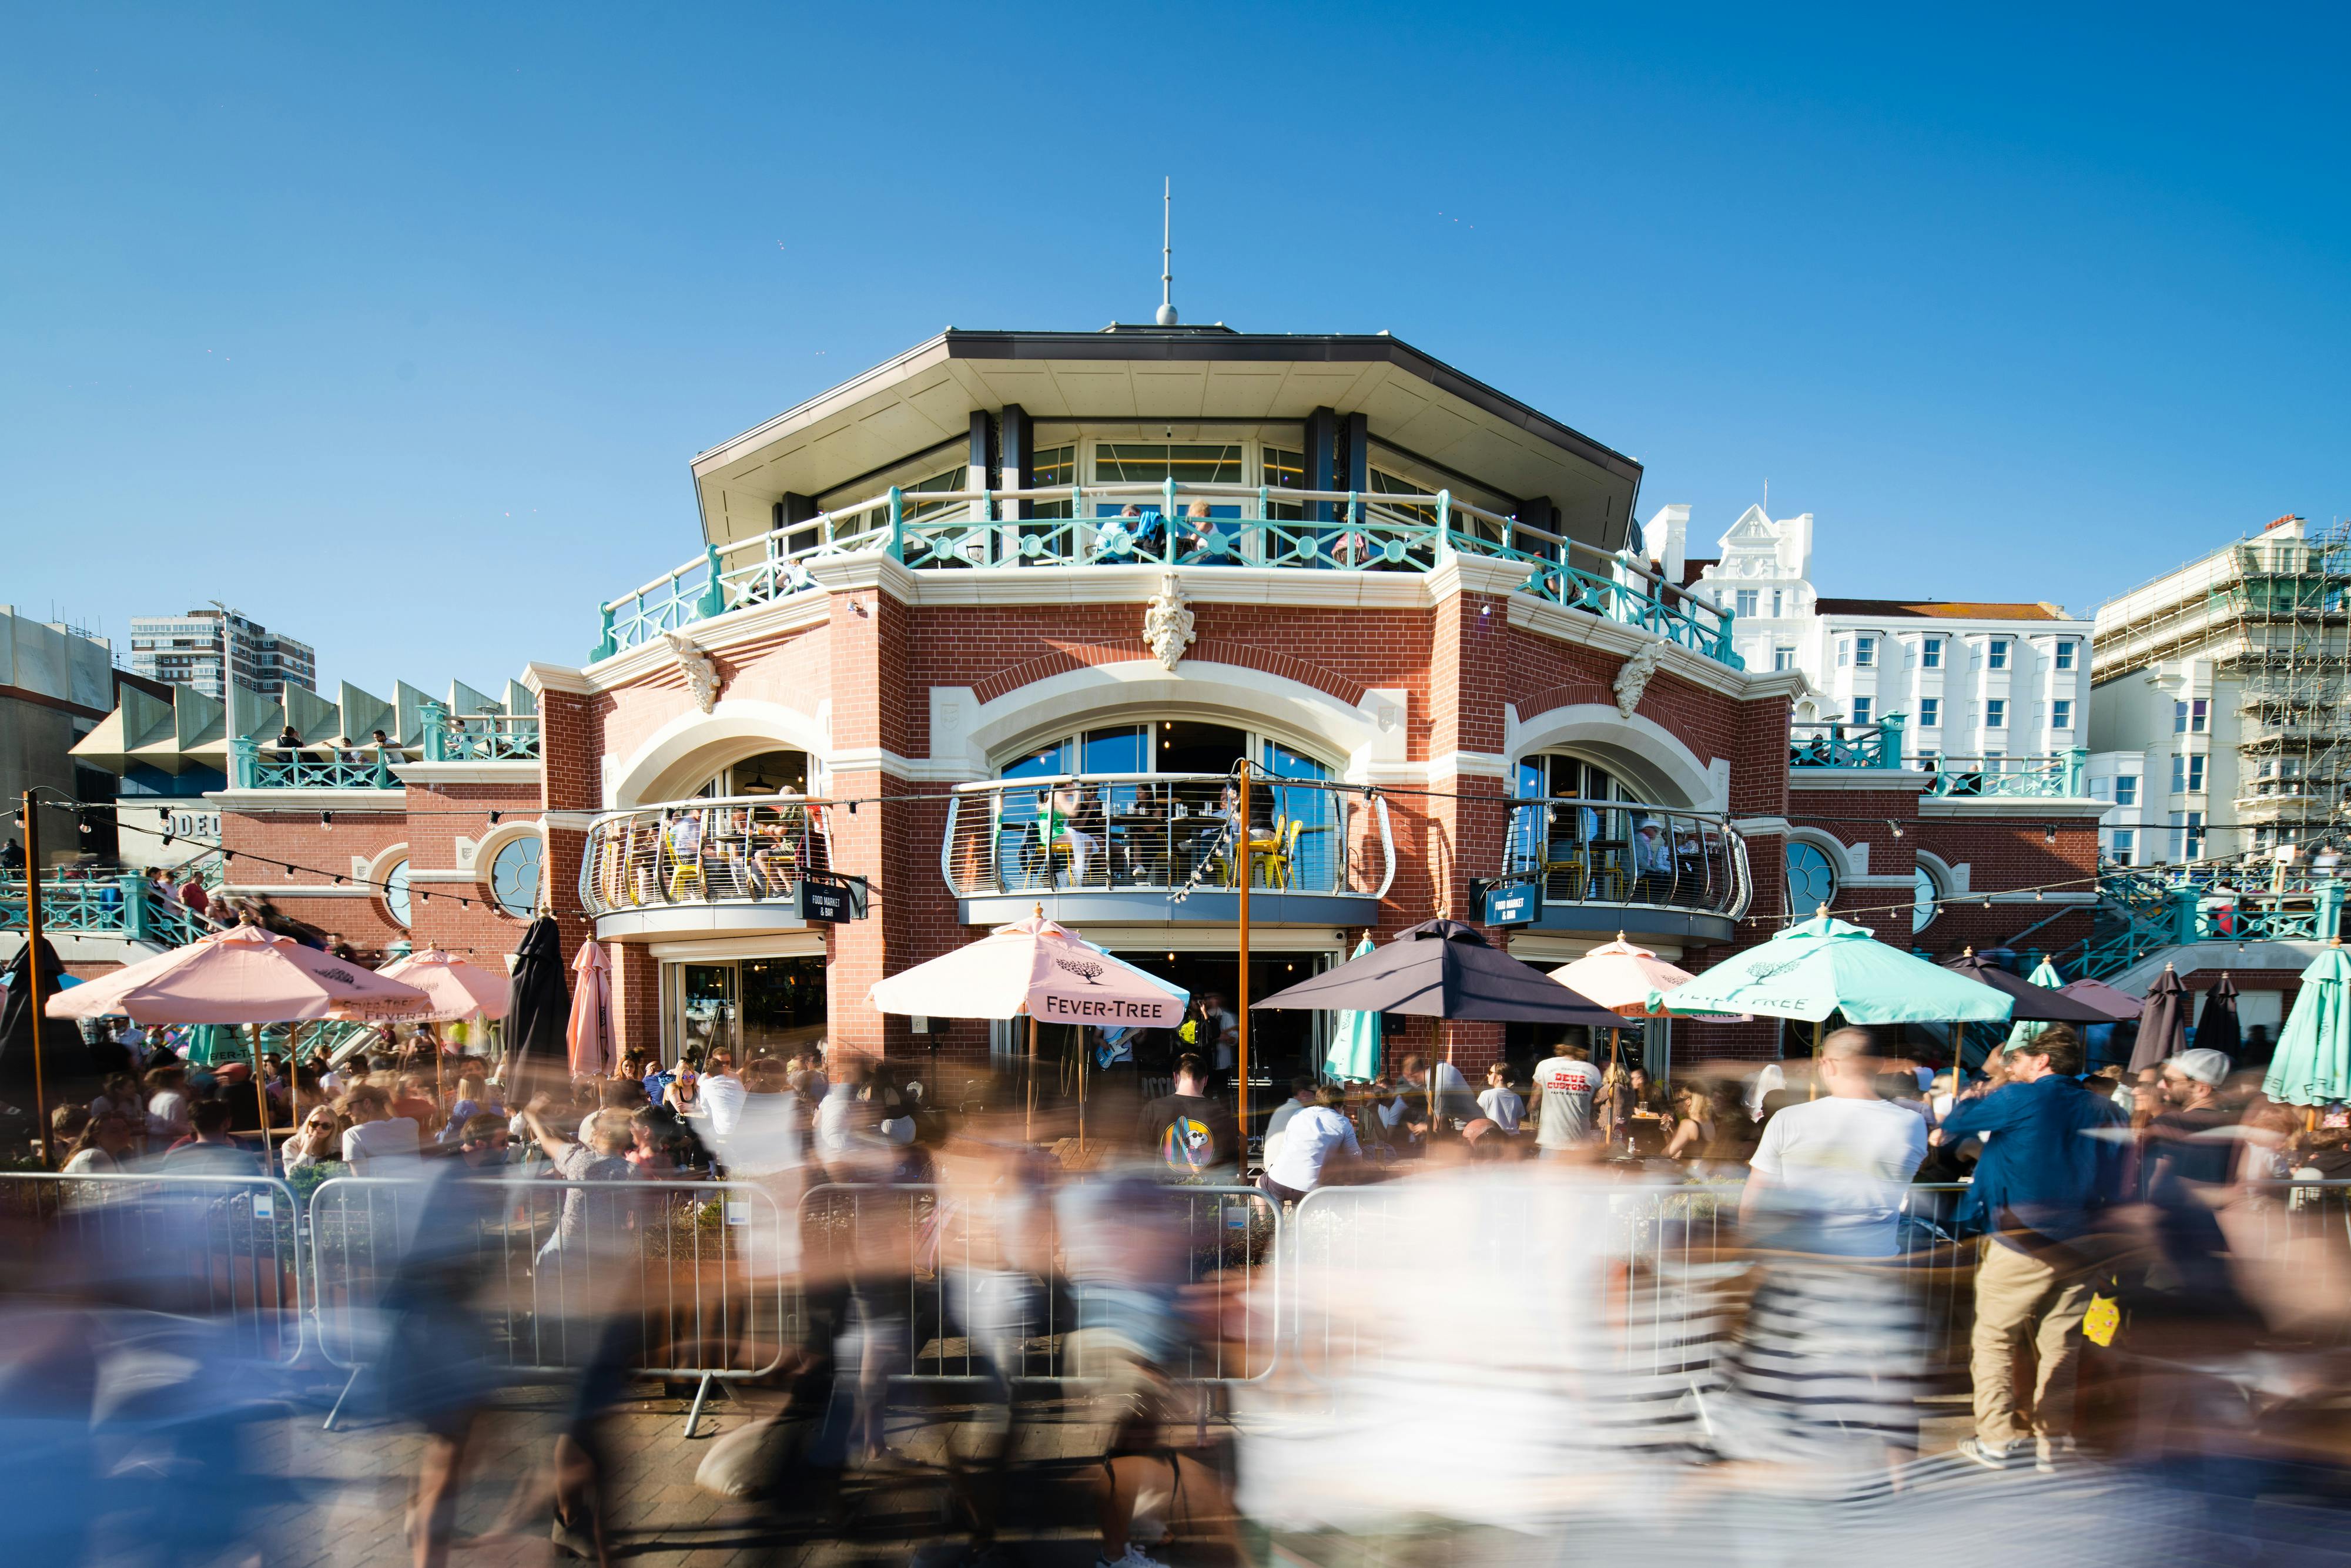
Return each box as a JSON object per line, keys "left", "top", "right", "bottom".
{"left": 2091, "top": 515, "right": 2351, "bottom": 865}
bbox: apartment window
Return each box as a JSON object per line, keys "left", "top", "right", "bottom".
{"left": 1837, "top": 639, "right": 1851, "bottom": 669}
{"left": 1854, "top": 636, "right": 1878, "bottom": 668}
{"left": 2171, "top": 754, "right": 2206, "bottom": 793}
{"left": 2111, "top": 829, "right": 2136, "bottom": 866}
{"left": 1985, "top": 698, "right": 2007, "bottom": 728}
{"left": 1773, "top": 646, "right": 1795, "bottom": 672}
{"left": 1918, "top": 697, "right": 1941, "bottom": 729}
{"left": 1987, "top": 639, "right": 2011, "bottom": 671}
{"left": 2051, "top": 699, "right": 2074, "bottom": 729}
{"left": 1851, "top": 698, "right": 1873, "bottom": 725}
{"left": 1735, "top": 589, "right": 1759, "bottom": 618}
{"left": 1771, "top": 590, "right": 1784, "bottom": 617}
{"left": 2055, "top": 641, "right": 2077, "bottom": 671}
{"left": 1921, "top": 638, "right": 1943, "bottom": 669}
{"left": 2173, "top": 811, "right": 2206, "bottom": 861}
{"left": 2173, "top": 699, "right": 2209, "bottom": 734}
{"left": 2115, "top": 774, "right": 2139, "bottom": 807}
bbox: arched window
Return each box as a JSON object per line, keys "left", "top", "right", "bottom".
{"left": 1786, "top": 840, "right": 1837, "bottom": 915}
{"left": 383, "top": 858, "right": 412, "bottom": 928}
{"left": 1911, "top": 863, "right": 1940, "bottom": 933}
{"left": 491, "top": 835, "right": 543, "bottom": 920}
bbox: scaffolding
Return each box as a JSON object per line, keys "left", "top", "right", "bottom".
{"left": 2094, "top": 517, "right": 2351, "bottom": 850}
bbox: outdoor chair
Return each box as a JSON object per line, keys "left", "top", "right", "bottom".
{"left": 1250, "top": 817, "right": 1304, "bottom": 889}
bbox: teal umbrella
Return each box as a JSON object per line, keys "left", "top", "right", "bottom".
{"left": 1657, "top": 914, "right": 2013, "bottom": 1025}
{"left": 1323, "top": 935, "right": 1383, "bottom": 1081}
{"left": 2004, "top": 956, "right": 2073, "bottom": 1050}
{"left": 2263, "top": 944, "right": 2351, "bottom": 1108}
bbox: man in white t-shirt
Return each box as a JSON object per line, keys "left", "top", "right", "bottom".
{"left": 1261, "top": 1085, "right": 1361, "bottom": 1205}
{"left": 1742, "top": 1028, "right": 1929, "bottom": 1257}
{"left": 1528, "top": 1041, "right": 1601, "bottom": 1152}
{"left": 697, "top": 1051, "right": 748, "bottom": 1138}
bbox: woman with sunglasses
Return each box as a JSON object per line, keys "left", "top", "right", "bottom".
{"left": 282, "top": 1106, "right": 345, "bottom": 1175}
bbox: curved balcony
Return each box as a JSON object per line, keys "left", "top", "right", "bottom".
{"left": 595, "top": 480, "right": 1739, "bottom": 668}
{"left": 1, "top": 873, "right": 224, "bottom": 951}
{"left": 943, "top": 773, "right": 1395, "bottom": 927}
{"left": 579, "top": 797, "right": 835, "bottom": 940}
{"left": 1498, "top": 798, "right": 1750, "bottom": 943}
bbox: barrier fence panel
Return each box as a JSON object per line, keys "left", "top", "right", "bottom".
{"left": 797, "top": 1181, "right": 1280, "bottom": 1388}
{"left": 0, "top": 1170, "right": 304, "bottom": 1365}
{"left": 306, "top": 1174, "right": 796, "bottom": 1425}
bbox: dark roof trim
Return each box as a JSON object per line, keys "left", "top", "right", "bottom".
{"left": 937, "top": 330, "right": 1640, "bottom": 483}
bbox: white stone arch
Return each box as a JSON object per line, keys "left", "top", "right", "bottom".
{"left": 607, "top": 700, "right": 829, "bottom": 809}
{"left": 1504, "top": 703, "right": 1723, "bottom": 811}
{"left": 1783, "top": 826, "right": 1850, "bottom": 919}
{"left": 952, "top": 659, "right": 1387, "bottom": 779}
{"left": 470, "top": 818, "right": 547, "bottom": 920}
{"left": 364, "top": 841, "right": 412, "bottom": 932}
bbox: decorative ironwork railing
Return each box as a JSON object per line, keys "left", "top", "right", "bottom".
{"left": 1499, "top": 797, "right": 1751, "bottom": 921}
{"left": 595, "top": 480, "right": 1740, "bottom": 668}
{"left": 940, "top": 773, "right": 1396, "bottom": 902}
{"left": 1788, "top": 719, "right": 1905, "bottom": 769}
{"left": 1922, "top": 751, "right": 2088, "bottom": 798}
{"left": 0, "top": 875, "right": 224, "bottom": 947}
{"left": 420, "top": 704, "right": 541, "bottom": 762}
{"left": 228, "top": 738, "right": 401, "bottom": 790}
{"left": 580, "top": 797, "right": 835, "bottom": 917}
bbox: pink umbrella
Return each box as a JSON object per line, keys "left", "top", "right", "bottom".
{"left": 567, "top": 939, "right": 614, "bottom": 1079}
{"left": 869, "top": 910, "right": 1187, "bottom": 1140}
{"left": 49, "top": 924, "right": 428, "bottom": 1024}
{"left": 48, "top": 924, "right": 429, "bottom": 1158}
{"left": 369, "top": 948, "right": 512, "bottom": 1023}
{"left": 1551, "top": 934, "right": 1751, "bottom": 1021}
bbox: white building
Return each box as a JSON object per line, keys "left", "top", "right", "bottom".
{"left": 129, "top": 606, "right": 316, "bottom": 699}
{"left": 1645, "top": 503, "right": 2095, "bottom": 768}
{"left": 2089, "top": 515, "right": 2351, "bottom": 867}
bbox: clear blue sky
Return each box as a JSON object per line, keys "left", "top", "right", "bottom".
{"left": 6, "top": 4, "right": 2346, "bottom": 695}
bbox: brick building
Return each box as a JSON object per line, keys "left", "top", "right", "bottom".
{"left": 54, "top": 325, "right": 2102, "bottom": 1077}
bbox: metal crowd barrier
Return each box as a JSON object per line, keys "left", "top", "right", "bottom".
{"left": 306, "top": 1173, "right": 796, "bottom": 1432}
{"left": 797, "top": 1181, "right": 1281, "bottom": 1387}
{"left": 0, "top": 1169, "right": 305, "bottom": 1366}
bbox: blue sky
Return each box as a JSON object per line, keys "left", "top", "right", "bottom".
{"left": 6, "top": 4, "right": 2346, "bottom": 694}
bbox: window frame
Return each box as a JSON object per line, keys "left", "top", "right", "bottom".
{"left": 1921, "top": 636, "right": 1944, "bottom": 669}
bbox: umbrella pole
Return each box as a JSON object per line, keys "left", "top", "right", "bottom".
{"left": 1237, "top": 760, "right": 1252, "bottom": 1151}
{"left": 252, "top": 1023, "right": 273, "bottom": 1162}
{"left": 1079, "top": 1028, "right": 1088, "bottom": 1154}
{"left": 432, "top": 1024, "right": 447, "bottom": 1120}
{"left": 1024, "top": 1011, "right": 1037, "bottom": 1145}
{"left": 1809, "top": 1018, "right": 1822, "bottom": 1098}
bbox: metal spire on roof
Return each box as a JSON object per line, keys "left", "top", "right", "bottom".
{"left": 1156, "top": 177, "right": 1178, "bottom": 327}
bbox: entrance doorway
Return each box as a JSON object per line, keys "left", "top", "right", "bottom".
{"left": 993, "top": 947, "right": 1334, "bottom": 1089}
{"left": 667, "top": 954, "right": 827, "bottom": 1065}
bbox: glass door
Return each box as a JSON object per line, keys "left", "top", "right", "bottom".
{"left": 673, "top": 963, "right": 737, "bottom": 1066}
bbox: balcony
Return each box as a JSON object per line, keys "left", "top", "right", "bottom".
{"left": 229, "top": 737, "right": 404, "bottom": 791}
{"left": 1923, "top": 751, "right": 2089, "bottom": 799}
{"left": 595, "top": 480, "right": 1740, "bottom": 669}
{"left": 1789, "top": 719, "right": 1904, "bottom": 770}
{"left": 419, "top": 705, "right": 541, "bottom": 762}
{"left": 942, "top": 773, "right": 1395, "bottom": 926}
{"left": 580, "top": 797, "right": 835, "bottom": 939}
{"left": 1498, "top": 798, "right": 1750, "bottom": 942}
{"left": 2, "top": 873, "right": 223, "bottom": 950}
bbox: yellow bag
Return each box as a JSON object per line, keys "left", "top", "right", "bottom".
{"left": 1178, "top": 1020, "right": 1198, "bottom": 1045}
{"left": 2082, "top": 1291, "right": 2121, "bottom": 1348}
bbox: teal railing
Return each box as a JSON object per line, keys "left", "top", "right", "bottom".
{"left": 594, "top": 480, "right": 1741, "bottom": 668}
{"left": 2055, "top": 869, "right": 2347, "bottom": 983}
{"left": 1924, "top": 749, "right": 2088, "bottom": 799}
{"left": 420, "top": 703, "right": 540, "bottom": 762}
{"left": 0, "top": 875, "right": 223, "bottom": 947}
{"left": 229, "top": 737, "right": 399, "bottom": 790}
{"left": 1789, "top": 718, "right": 1905, "bottom": 769}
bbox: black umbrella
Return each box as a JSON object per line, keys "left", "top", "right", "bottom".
{"left": 2195, "top": 972, "right": 2242, "bottom": 1064}
{"left": 1253, "top": 919, "right": 1623, "bottom": 1027}
{"left": 503, "top": 914, "right": 571, "bottom": 1094}
{"left": 1943, "top": 951, "right": 2116, "bottom": 1023}
{"left": 0, "top": 935, "right": 84, "bottom": 1091}
{"left": 2131, "top": 963, "right": 2191, "bottom": 1073}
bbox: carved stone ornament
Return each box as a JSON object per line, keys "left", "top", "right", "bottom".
{"left": 1613, "top": 636, "right": 1667, "bottom": 719}
{"left": 1143, "top": 574, "right": 1196, "bottom": 672}
{"left": 661, "top": 631, "right": 722, "bottom": 714}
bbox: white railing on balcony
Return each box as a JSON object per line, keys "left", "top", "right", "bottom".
{"left": 942, "top": 773, "right": 1395, "bottom": 902}
{"left": 1501, "top": 798, "right": 1751, "bottom": 921}
{"left": 596, "top": 480, "right": 1740, "bottom": 669}
{"left": 579, "top": 797, "right": 834, "bottom": 917}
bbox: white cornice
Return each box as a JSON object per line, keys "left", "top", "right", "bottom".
{"left": 822, "top": 745, "right": 977, "bottom": 783}
{"left": 205, "top": 788, "right": 404, "bottom": 813}
{"left": 1425, "top": 750, "right": 1511, "bottom": 779}
{"left": 1425, "top": 554, "right": 1538, "bottom": 601}
{"left": 520, "top": 661, "right": 593, "bottom": 696}
{"left": 391, "top": 760, "right": 541, "bottom": 788}
{"left": 1918, "top": 796, "right": 2111, "bottom": 819}
{"left": 582, "top": 590, "right": 835, "bottom": 691}
{"left": 540, "top": 811, "right": 600, "bottom": 833}
{"left": 1787, "top": 769, "right": 1934, "bottom": 793}
{"left": 1730, "top": 816, "right": 1791, "bottom": 836}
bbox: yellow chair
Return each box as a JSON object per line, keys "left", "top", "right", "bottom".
{"left": 1251, "top": 817, "right": 1303, "bottom": 889}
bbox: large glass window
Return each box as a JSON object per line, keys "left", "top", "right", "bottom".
{"left": 1911, "top": 864, "right": 1939, "bottom": 933}
{"left": 1787, "top": 841, "right": 1838, "bottom": 914}
{"left": 1094, "top": 444, "right": 1243, "bottom": 484}
{"left": 383, "top": 858, "right": 411, "bottom": 927}
{"left": 665, "top": 956, "right": 828, "bottom": 1066}
{"left": 1262, "top": 447, "right": 1307, "bottom": 520}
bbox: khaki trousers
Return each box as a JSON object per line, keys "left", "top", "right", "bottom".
{"left": 1969, "top": 1236, "right": 2095, "bottom": 1445}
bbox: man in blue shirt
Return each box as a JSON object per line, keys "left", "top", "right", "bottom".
{"left": 1931, "top": 1026, "right": 2127, "bottom": 1473}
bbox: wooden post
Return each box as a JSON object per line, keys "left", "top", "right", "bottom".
{"left": 251, "top": 1023, "right": 274, "bottom": 1162}
{"left": 1236, "top": 760, "right": 1252, "bottom": 1154}
{"left": 20, "top": 792, "right": 51, "bottom": 1170}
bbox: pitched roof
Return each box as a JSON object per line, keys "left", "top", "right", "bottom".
{"left": 1813, "top": 598, "right": 2074, "bottom": 621}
